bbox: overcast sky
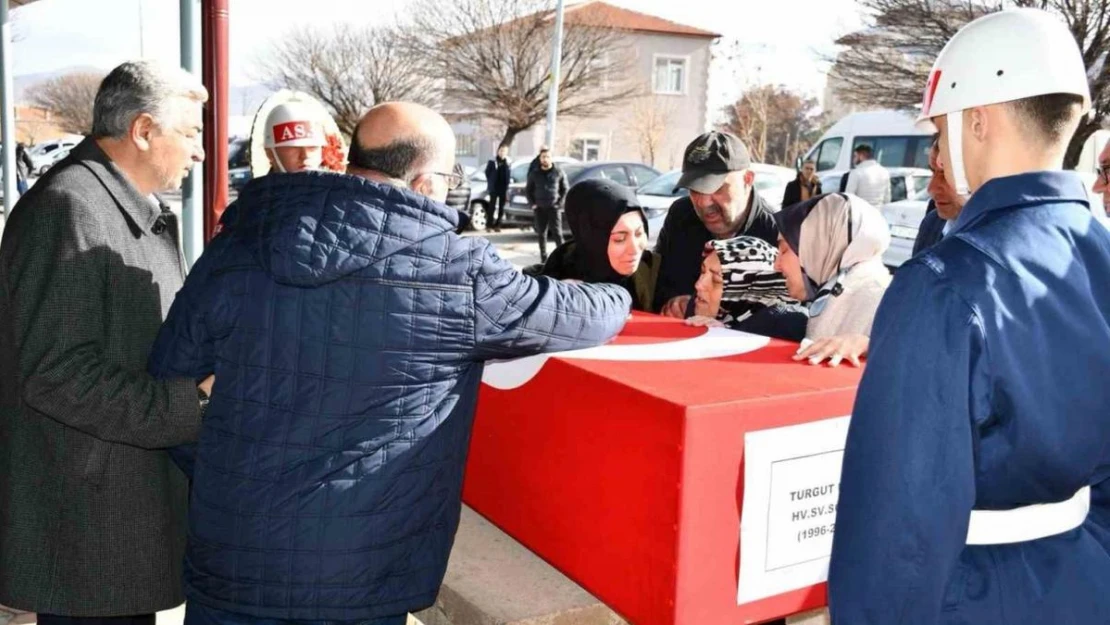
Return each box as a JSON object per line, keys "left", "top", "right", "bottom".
{"left": 10, "top": 0, "right": 865, "bottom": 109}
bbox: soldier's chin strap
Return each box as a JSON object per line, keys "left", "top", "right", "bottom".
{"left": 268, "top": 148, "right": 286, "bottom": 174}
{"left": 946, "top": 110, "right": 971, "bottom": 198}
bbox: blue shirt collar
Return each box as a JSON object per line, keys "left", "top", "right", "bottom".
{"left": 950, "top": 171, "right": 1090, "bottom": 235}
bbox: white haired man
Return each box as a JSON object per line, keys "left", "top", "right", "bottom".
{"left": 0, "top": 60, "right": 214, "bottom": 625}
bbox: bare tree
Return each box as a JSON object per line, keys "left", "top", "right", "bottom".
{"left": 725, "top": 87, "right": 772, "bottom": 164}
{"left": 830, "top": 0, "right": 1110, "bottom": 168}
{"left": 625, "top": 95, "right": 676, "bottom": 167}
{"left": 254, "top": 24, "right": 436, "bottom": 137}
{"left": 721, "top": 85, "right": 826, "bottom": 167}
{"left": 402, "top": 0, "right": 637, "bottom": 150}
{"left": 26, "top": 72, "right": 104, "bottom": 136}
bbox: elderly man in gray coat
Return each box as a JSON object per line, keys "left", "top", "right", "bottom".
{"left": 0, "top": 61, "right": 214, "bottom": 625}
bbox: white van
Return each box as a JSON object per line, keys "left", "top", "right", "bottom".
{"left": 803, "top": 110, "right": 934, "bottom": 191}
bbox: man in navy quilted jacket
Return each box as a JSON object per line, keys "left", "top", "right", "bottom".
{"left": 148, "top": 102, "right": 631, "bottom": 625}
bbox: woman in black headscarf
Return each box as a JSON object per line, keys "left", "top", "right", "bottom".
{"left": 528, "top": 178, "right": 660, "bottom": 311}
{"left": 685, "top": 236, "right": 808, "bottom": 341}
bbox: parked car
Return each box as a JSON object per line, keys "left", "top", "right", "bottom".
{"left": 446, "top": 163, "right": 475, "bottom": 234}
{"left": 503, "top": 161, "right": 662, "bottom": 230}
{"left": 820, "top": 166, "right": 932, "bottom": 205}
{"left": 637, "top": 170, "right": 685, "bottom": 244}
{"left": 749, "top": 163, "right": 796, "bottom": 211}
{"left": 31, "top": 142, "right": 80, "bottom": 176}
{"left": 35, "top": 146, "right": 74, "bottom": 176}
{"left": 636, "top": 164, "right": 796, "bottom": 244}
{"left": 466, "top": 156, "right": 579, "bottom": 232}
{"left": 228, "top": 137, "right": 252, "bottom": 191}
{"left": 880, "top": 187, "right": 932, "bottom": 269}
{"left": 30, "top": 138, "right": 80, "bottom": 175}
{"left": 882, "top": 170, "right": 1109, "bottom": 269}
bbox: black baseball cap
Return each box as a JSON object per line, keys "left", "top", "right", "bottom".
{"left": 675, "top": 131, "right": 752, "bottom": 194}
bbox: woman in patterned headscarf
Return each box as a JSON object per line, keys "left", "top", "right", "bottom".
{"left": 772, "top": 193, "right": 892, "bottom": 366}
{"left": 685, "top": 236, "right": 808, "bottom": 341}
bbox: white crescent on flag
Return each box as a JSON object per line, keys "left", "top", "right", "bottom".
{"left": 481, "top": 327, "right": 772, "bottom": 390}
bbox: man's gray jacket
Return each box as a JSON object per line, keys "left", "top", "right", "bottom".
{"left": 0, "top": 138, "right": 201, "bottom": 616}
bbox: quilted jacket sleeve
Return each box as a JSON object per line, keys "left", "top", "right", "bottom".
{"left": 147, "top": 241, "right": 230, "bottom": 475}
{"left": 148, "top": 240, "right": 224, "bottom": 385}
{"left": 471, "top": 240, "right": 631, "bottom": 360}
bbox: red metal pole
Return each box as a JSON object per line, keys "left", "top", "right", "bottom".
{"left": 201, "top": 0, "right": 229, "bottom": 242}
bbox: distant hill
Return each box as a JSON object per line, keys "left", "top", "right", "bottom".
{"left": 228, "top": 83, "right": 275, "bottom": 118}
{"left": 14, "top": 65, "right": 275, "bottom": 118}
{"left": 14, "top": 65, "right": 104, "bottom": 103}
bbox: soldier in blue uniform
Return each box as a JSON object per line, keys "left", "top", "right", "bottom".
{"left": 829, "top": 9, "right": 1110, "bottom": 624}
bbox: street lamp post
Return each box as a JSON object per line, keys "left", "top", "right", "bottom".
{"left": 544, "top": 0, "right": 565, "bottom": 151}
{"left": 1, "top": 0, "right": 16, "bottom": 219}
{"left": 138, "top": 0, "right": 145, "bottom": 57}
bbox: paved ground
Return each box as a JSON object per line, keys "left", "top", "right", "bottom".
{"left": 0, "top": 606, "right": 427, "bottom": 625}
{"left": 465, "top": 228, "right": 543, "bottom": 269}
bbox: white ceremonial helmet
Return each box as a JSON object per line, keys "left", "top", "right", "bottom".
{"left": 917, "top": 8, "right": 1091, "bottom": 196}
{"left": 263, "top": 100, "right": 327, "bottom": 150}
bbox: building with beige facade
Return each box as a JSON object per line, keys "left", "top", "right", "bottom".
{"left": 451, "top": 1, "right": 719, "bottom": 172}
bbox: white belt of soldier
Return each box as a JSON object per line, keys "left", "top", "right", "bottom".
{"left": 966, "top": 486, "right": 1091, "bottom": 545}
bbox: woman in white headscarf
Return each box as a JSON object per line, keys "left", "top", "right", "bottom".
{"left": 772, "top": 193, "right": 892, "bottom": 366}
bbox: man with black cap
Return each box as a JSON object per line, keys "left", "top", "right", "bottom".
{"left": 654, "top": 131, "right": 779, "bottom": 316}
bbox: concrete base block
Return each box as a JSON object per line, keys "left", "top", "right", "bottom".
{"left": 786, "top": 608, "right": 830, "bottom": 625}
{"left": 0, "top": 607, "right": 33, "bottom": 625}
{"left": 414, "top": 506, "right": 626, "bottom": 625}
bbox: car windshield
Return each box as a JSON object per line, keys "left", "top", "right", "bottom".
{"left": 637, "top": 170, "right": 682, "bottom": 196}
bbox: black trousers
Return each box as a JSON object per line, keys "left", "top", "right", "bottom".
{"left": 37, "top": 615, "right": 155, "bottom": 625}
{"left": 486, "top": 191, "right": 507, "bottom": 228}
{"left": 533, "top": 205, "right": 564, "bottom": 260}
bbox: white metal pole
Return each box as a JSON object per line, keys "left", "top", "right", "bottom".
{"left": 180, "top": 0, "right": 203, "bottom": 265}
{"left": 138, "top": 0, "right": 145, "bottom": 57}
{"left": 544, "top": 0, "right": 565, "bottom": 151}
{"left": 0, "top": 0, "right": 16, "bottom": 219}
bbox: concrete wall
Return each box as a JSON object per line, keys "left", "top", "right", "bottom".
{"left": 15, "top": 106, "right": 69, "bottom": 145}
{"left": 451, "top": 118, "right": 545, "bottom": 171}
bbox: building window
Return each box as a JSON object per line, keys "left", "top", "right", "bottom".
{"left": 587, "top": 54, "right": 608, "bottom": 90}
{"left": 571, "top": 138, "right": 603, "bottom": 162}
{"left": 653, "top": 56, "right": 688, "bottom": 95}
{"left": 456, "top": 134, "right": 476, "bottom": 157}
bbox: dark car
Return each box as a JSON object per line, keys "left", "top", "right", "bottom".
{"left": 228, "top": 137, "right": 252, "bottom": 192}
{"left": 445, "top": 163, "right": 474, "bottom": 234}
{"left": 503, "top": 161, "right": 662, "bottom": 230}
